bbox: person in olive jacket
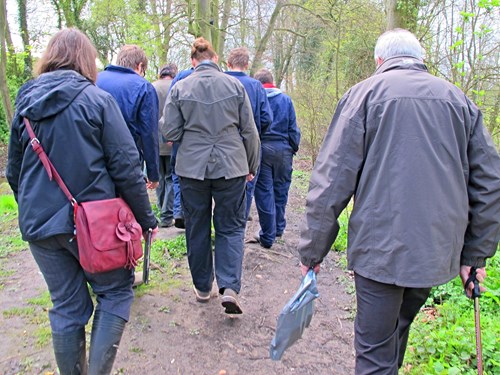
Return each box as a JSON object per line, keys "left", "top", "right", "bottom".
{"left": 298, "top": 29, "right": 500, "bottom": 374}
{"left": 162, "top": 38, "right": 260, "bottom": 315}
{"left": 7, "top": 29, "right": 158, "bottom": 374}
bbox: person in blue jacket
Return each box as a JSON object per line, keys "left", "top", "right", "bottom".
{"left": 96, "top": 45, "right": 160, "bottom": 190}
{"left": 225, "top": 47, "right": 273, "bottom": 221}
{"left": 253, "top": 69, "right": 301, "bottom": 248}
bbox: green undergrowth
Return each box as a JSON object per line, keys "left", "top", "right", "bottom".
{"left": 404, "top": 252, "right": 499, "bottom": 374}
{"left": 134, "top": 235, "right": 188, "bottom": 296}
{"left": 0, "top": 194, "right": 26, "bottom": 258}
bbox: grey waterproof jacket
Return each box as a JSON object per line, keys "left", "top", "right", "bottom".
{"left": 298, "top": 56, "right": 500, "bottom": 288}
{"left": 162, "top": 61, "right": 260, "bottom": 180}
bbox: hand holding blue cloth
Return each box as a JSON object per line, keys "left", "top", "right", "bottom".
{"left": 270, "top": 269, "right": 319, "bottom": 360}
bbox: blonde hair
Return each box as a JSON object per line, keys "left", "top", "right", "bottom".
{"left": 35, "top": 28, "right": 98, "bottom": 83}
{"left": 116, "top": 45, "right": 148, "bottom": 71}
{"left": 190, "top": 38, "right": 217, "bottom": 62}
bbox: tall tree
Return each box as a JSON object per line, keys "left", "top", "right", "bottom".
{"left": 250, "top": 0, "right": 284, "bottom": 75}
{"left": 187, "top": 0, "right": 231, "bottom": 58}
{"left": 50, "top": 0, "right": 88, "bottom": 28}
{"left": 385, "top": 0, "right": 421, "bottom": 31}
{"left": 0, "top": 0, "right": 14, "bottom": 126}
{"left": 18, "top": 0, "right": 32, "bottom": 78}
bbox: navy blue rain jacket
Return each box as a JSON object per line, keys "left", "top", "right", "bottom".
{"left": 96, "top": 65, "right": 160, "bottom": 182}
{"left": 7, "top": 70, "right": 157, "bottom": 242}
{"left": 225, "top": 71, "right": 273, "bottom": 135}
{"left": 262, "top": 87, "right": 301, "bottom": 153}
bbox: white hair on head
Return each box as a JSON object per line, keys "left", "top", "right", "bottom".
{"left": 374, "top": 28, "right": 424, "bottom": 61}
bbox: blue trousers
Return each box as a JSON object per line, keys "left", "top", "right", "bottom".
{"left": 171, "top": 143, "right": 184, "bottom": 220}
{"left": 354, "top": 273, "right": 431, "bottom": 374}
{"left": 254, "top": 142, "right": 293, "bottom": 247}
{"left": 156, "top": 154, "right": 174, "bottom": 224}
{"left": 29, "top": 234, "right": 134, "bottom": 333}
{"left": 180, "top": 176, "right": 246, "bottom": 294}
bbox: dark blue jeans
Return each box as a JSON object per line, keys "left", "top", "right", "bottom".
{"left": 29, "top": 234, "right": 134, "bottom": 333}
{"left": 254, "top": 142, "right": 293, "bottom": 246}
{"left": 180, "top": 176, "right": 246, "bottom": 294}
{"left": 171, "top": 143, "right": 184, "bottom": 220}
{"left": 156, "top": 154, "right": 174, "bottom": 224}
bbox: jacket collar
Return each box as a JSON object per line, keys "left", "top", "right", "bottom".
{"left": 194, "top": 60, "right": 221, "bottom": 72}
{"left": 104, "top": 64, "right": 138, "bottom": 75}
{"left": 225, "top": 71, "right": 247, "bottom": 77}
{"left": 374, "top": 56, "right": 428, "bottom": 76}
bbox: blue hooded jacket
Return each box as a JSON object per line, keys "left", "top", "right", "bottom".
{"left": 262, "top": 87, "right": 300, "bottom": 153}
{"left": 225, "top": 71, "right": 273, "bottom": 135}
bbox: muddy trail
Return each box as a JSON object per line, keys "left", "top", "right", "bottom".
{"left": 0, "top": 159, "right": 356, "bottom": 375}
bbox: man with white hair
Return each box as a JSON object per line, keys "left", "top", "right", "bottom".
{"left": 298, "top": 28, "right": 500, "bottom": 373}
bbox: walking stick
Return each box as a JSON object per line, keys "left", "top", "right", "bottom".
{"left": 142, "top": 228, "right": 153, "bottom": 285}
{"left": 466, "top": 267, "right": 483, "bottom": 375}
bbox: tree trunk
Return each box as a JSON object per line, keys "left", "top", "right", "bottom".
{"left": 385, "top": 0, "right": 421, "bottom": 31}
{"left": 216, "top": 0, "right": 231, "bottom": 62}
{"left": 18, "top": 0, "right": 32, "bottom": 78}
{"left": 0, "top": 0, "right": 14, "bottom": 126}
{"left": 250, "top": 1, "right": 284, "bottom": 76}
{"left": 385, "top": 0, "right": 401, "bottom": 30}
{"left": 50, "top": 0, "right": 88, "bottom": 28}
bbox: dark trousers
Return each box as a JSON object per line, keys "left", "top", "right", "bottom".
{"left": 29, "top": 234, "right": 134, "bottom": 333}
{"left": 180, "top": 176, "right": 247, "bottom": 294}
{"left": 354, "top": 273, "right": 431, "bottom": 374}
{"left": 156, "top": 154, "right": 174, "bottom": 223}
{"left": 254, "top": 142, "right": 293, "bottom": 246}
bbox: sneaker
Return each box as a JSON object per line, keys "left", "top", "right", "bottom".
{"left": 221, "top": 289, "right": 243, "bottom": 314}
{"left": 174, "top": 218, "right": 185, "bottom": 229}
{"left": 193, "top": 286, "right": 210, "bottom": 303}
{"left": 253, "top": 233, "right": 272, "bottom": 249}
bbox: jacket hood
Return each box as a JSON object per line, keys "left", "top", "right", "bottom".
{"left": 18, "top": 70, "right": 92, "bottom": 121}
{"left": 265, "top": 87, "right": 282, "bottom": 98}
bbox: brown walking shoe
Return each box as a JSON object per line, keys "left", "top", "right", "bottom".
{"left": 193, "top": 286, "right": 210, "bottom": 303}
{"left": 221, "top": 288, "right": 243, "bottom": 314}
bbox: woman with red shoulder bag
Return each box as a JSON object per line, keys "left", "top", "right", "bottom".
{"left": 6, "top": 28, "right": 157, "bottom": 374}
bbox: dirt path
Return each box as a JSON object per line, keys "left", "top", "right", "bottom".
{"left": 0, "top": 163, "right": 356, "bottom": 375}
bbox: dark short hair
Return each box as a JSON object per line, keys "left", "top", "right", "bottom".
{"left": 254, "top": 68, "right": 273, "bottom": 84}
{"left": 159, "top": 63, "right": 178, "bottom": 79}
{"left": 35, "top": 28, "right": 98, "bottom": 83}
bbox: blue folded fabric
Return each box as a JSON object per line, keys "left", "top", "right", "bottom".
{"left": 270, "top": 269, "right": 319, "bottom": 360}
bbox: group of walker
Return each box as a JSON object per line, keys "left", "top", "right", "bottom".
{"left": 6, "top": 27, "right": 499, "bottom": 375}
